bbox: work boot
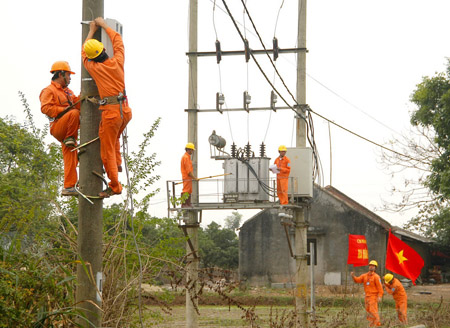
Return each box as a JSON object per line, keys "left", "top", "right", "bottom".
{"left": 63, "top": 137, "right": 76, "bottom": 147}
{"left": 118, "top": 165, "right": 123, "bottom": 172}
{"left": 61, "top": 187, "right": 78, "bottom": 196}
{"left": 98, "top": 187, "right": 121, "bottom": 198}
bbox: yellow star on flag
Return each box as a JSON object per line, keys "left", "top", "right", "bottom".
{"left": 396, "top": 250, "right": 408, "bottom": 264}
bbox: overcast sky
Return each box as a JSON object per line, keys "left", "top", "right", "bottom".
{"left": 1, "top": 0, "right": 450, "bottom": 228}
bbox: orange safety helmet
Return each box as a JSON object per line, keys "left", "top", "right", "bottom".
{"left": 84, "top": 39, "right": 104, "bottom": 59}
{"left": 50, "top": 61, "right": 75, "bottom": 74}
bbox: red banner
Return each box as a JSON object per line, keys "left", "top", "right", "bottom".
{"left": 347, "top": 234, "right": 369, "bottom": 266}
{"left": 386, "top": 230, "right": 424, "bottom": 285}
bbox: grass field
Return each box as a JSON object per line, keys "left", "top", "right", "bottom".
{"left": 137, "top": 285, "right": 450, "bottom": 327}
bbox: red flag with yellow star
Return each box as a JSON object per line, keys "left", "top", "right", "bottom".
{"left": 386, "top": 230, "right": 424, "bottom": 285}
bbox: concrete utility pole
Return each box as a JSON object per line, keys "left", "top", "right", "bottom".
{"left": 76, "top": 1, "right": 104, "bottom": 326}
{"left": 294, "top": 0, "right": 309, "bottom": 327}
{"left": 186, "top": 0, "right": 199, "bottom": 327}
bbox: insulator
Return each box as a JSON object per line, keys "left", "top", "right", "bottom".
{"left": 260, "top": 142, "right": 266, "bottom": 158}
{"left": 231, "top": 143, "right": 237, "bottom": 158}
{"left": 216, "top": 92, "right": 224, "bottom": 114}
{"left": 215, "top": 40, "right": 222, "bottom": 64}
{"left": 273, "top": 37, "right": 279, "bottom": 61}
{"left": 243, "top": 91, "right": 251, "bottom": 113}
{"left": 270, "top": 90, "right": 277, "bottom": 111}
{"left": 245, "top": 142, "right": 252, "bottom": 158}
{"left": 244, "top": 39, "right": 250, "bottom": 62}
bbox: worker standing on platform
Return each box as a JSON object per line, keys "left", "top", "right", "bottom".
{"left": 351, "top": 260, "right": 384, "bottom": 327}
{"left": 274, "top": 145, "right": 291, "bottom": 205}
{"left": 181, "top": 143, "right": 197, "bottom": 208}
{"left": 82, "top": 17, "right": 132, "bottom": 198}
{"left": 40, "top": 61, "right": 80, "bottom": 196}
{"left": 383, "top": 273, "right": 408, "bottom": 324}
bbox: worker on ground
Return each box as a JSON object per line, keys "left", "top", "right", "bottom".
{"left": 274, "top": 145, "right": 291, "bottom": 205}
{"left": 82, "top": 17, "right": 132, "bottom": 198}
{"left": 383, "top": 273, "right": 408, "bottom": 324}
{"left": 181, "top": 143, "right": 197, "bottom": 208}
{"left": 351, "top": 260, "right": 384, "bottom": 327}
{"left": 40, "top": 61, "right": 80, "bottom": 196}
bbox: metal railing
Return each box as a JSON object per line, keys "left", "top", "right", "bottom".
{"left": 166, "top": 176, "right": 301, "bottom": 216}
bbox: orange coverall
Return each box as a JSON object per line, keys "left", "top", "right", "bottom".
{"left": 384, "top": 278, "right": 408, "bottom": 323}
{"left": 352, "top": 271, "right": 384, "bottom": 327}
{"left": 274, "top": 156, "right": 291, "bottom": 205}
{"left": 181, "top": 151, "right": 193, "bottom": 196}
{"left": 82, "top": 27, "right": 132, "bottom": 194}
{"left": 40, "top": 81, "right": 80, "bottom": 188}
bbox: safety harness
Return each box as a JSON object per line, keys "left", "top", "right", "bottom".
{"left": 88, "top": 90, "right": 126, "bottom": 119}
{"left": 47, "top": 96, "right": 85, "bottom": 122}
{"left": 47, "top": 90, "right": 127, "bottom": 123}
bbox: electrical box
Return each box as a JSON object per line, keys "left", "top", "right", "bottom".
{"left": 102, "top": 19, "right": 123, "bottom": 58}
{"left": 287, "top": 147, "right": 313, "bottom": 198}
{"left": 223, "top": 158, "right": 270, "bottom": 202}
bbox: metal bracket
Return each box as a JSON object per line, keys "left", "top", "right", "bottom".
{"left": 294, "top": 254, "right": 310, "bottom": 261}
{"left": 74, "top": 184, "right": 93, "bottom": 205}
{"left": 92, "top": 171, "right": 108, "bottom": 188}
{"left": 282, "top": 223, "right": 295, "bottom": 258}
{"left": 295, "top": 222, "right": 309, "bottom": 229}
{"left": 178, "top": 224, "right": 199, "bottom": 259}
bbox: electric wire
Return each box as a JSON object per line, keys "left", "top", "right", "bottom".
{"left": 220, "top": 0, "right": 305, "bottom": 120}
{"left": 306, "top": 73, "right": 402, "bottom": 137}
{"left": 212, "top": 0, "right": 219, "bottom": 40}
{"left": 230, "top": 0, "right": 424, "bottom": 175}
{"left": 121, "top": 128, "right": 144, "bottom": 328}
{"left": 243, "top": 0, "right": 250, "bottom": 143}
{"left": 239, "top": 0, "right": 300, "bottom": 109}
{"left": 263, "top": 0, "right": 285, "bottom": 144}
{"left": 307, "top": 108, "right": 430, "bottom": 165}
{"left": 212, "top": 0, "right": 235, "bottom": 144}
{"left": 209, "top": 0, "right": 259, "bottom": 39}
{"left": 273, "top": 0, "right": 285, "bottom": 38}
{"left": 222, "top": 0, "right": 322, "bottom": 184}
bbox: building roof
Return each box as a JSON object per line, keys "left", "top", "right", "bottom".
{"left": 322, "top": 185, "right": 391, "bottom": 230}
{"left": 321, "top": 185, "right": 435, "bottom": 244}
{"left": 391, "top": 226, "right": 434, "bottom": 244}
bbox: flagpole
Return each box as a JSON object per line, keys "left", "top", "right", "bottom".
{"left": 344, "top": 264, "right": 349, "bottom": 299}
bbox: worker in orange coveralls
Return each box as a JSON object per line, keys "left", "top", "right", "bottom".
{"left": 384, "top": 273, "right": 408, "bottom": 324}
{"left": 180, "top": 143, "right": 197, "bottom": 208}
{"left": 40, "top": 61, "right": 80, "bottom": 196}
{"left": 82, "top": 17, "right": 132, "bottom": 198}
{"left": 351, "top": 260, "right": 384, "bottom": 327}
{"left": 274, "top": 145, "right": 291, "bottom": 205}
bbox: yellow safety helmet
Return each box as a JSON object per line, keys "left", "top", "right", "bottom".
{"left": 50, "top": 61, "right": 75, "bottom": 74}
{"left": 84, "top": 39, "right": 104, "bottom": 59}
{"left": 185, "top": 143, "right": 195, "bottom": 150}
{"left": 384, "top": 273, "right": 394, "bottom": 284}
{"left": 369, "top": 260, "right": 378, "bottom": 267}
{"left": 278, "top": 145, "right": 287, "bottom": 152}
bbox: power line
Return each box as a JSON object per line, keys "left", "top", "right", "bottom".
{"left": 229, "top": 0, "right": 426, "bottom": 168}
{"left": 306, "top": 73, "right": 402, "bottom": 137}
{"left": 307, "top": 107, "right": 430, "bottom": 165}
